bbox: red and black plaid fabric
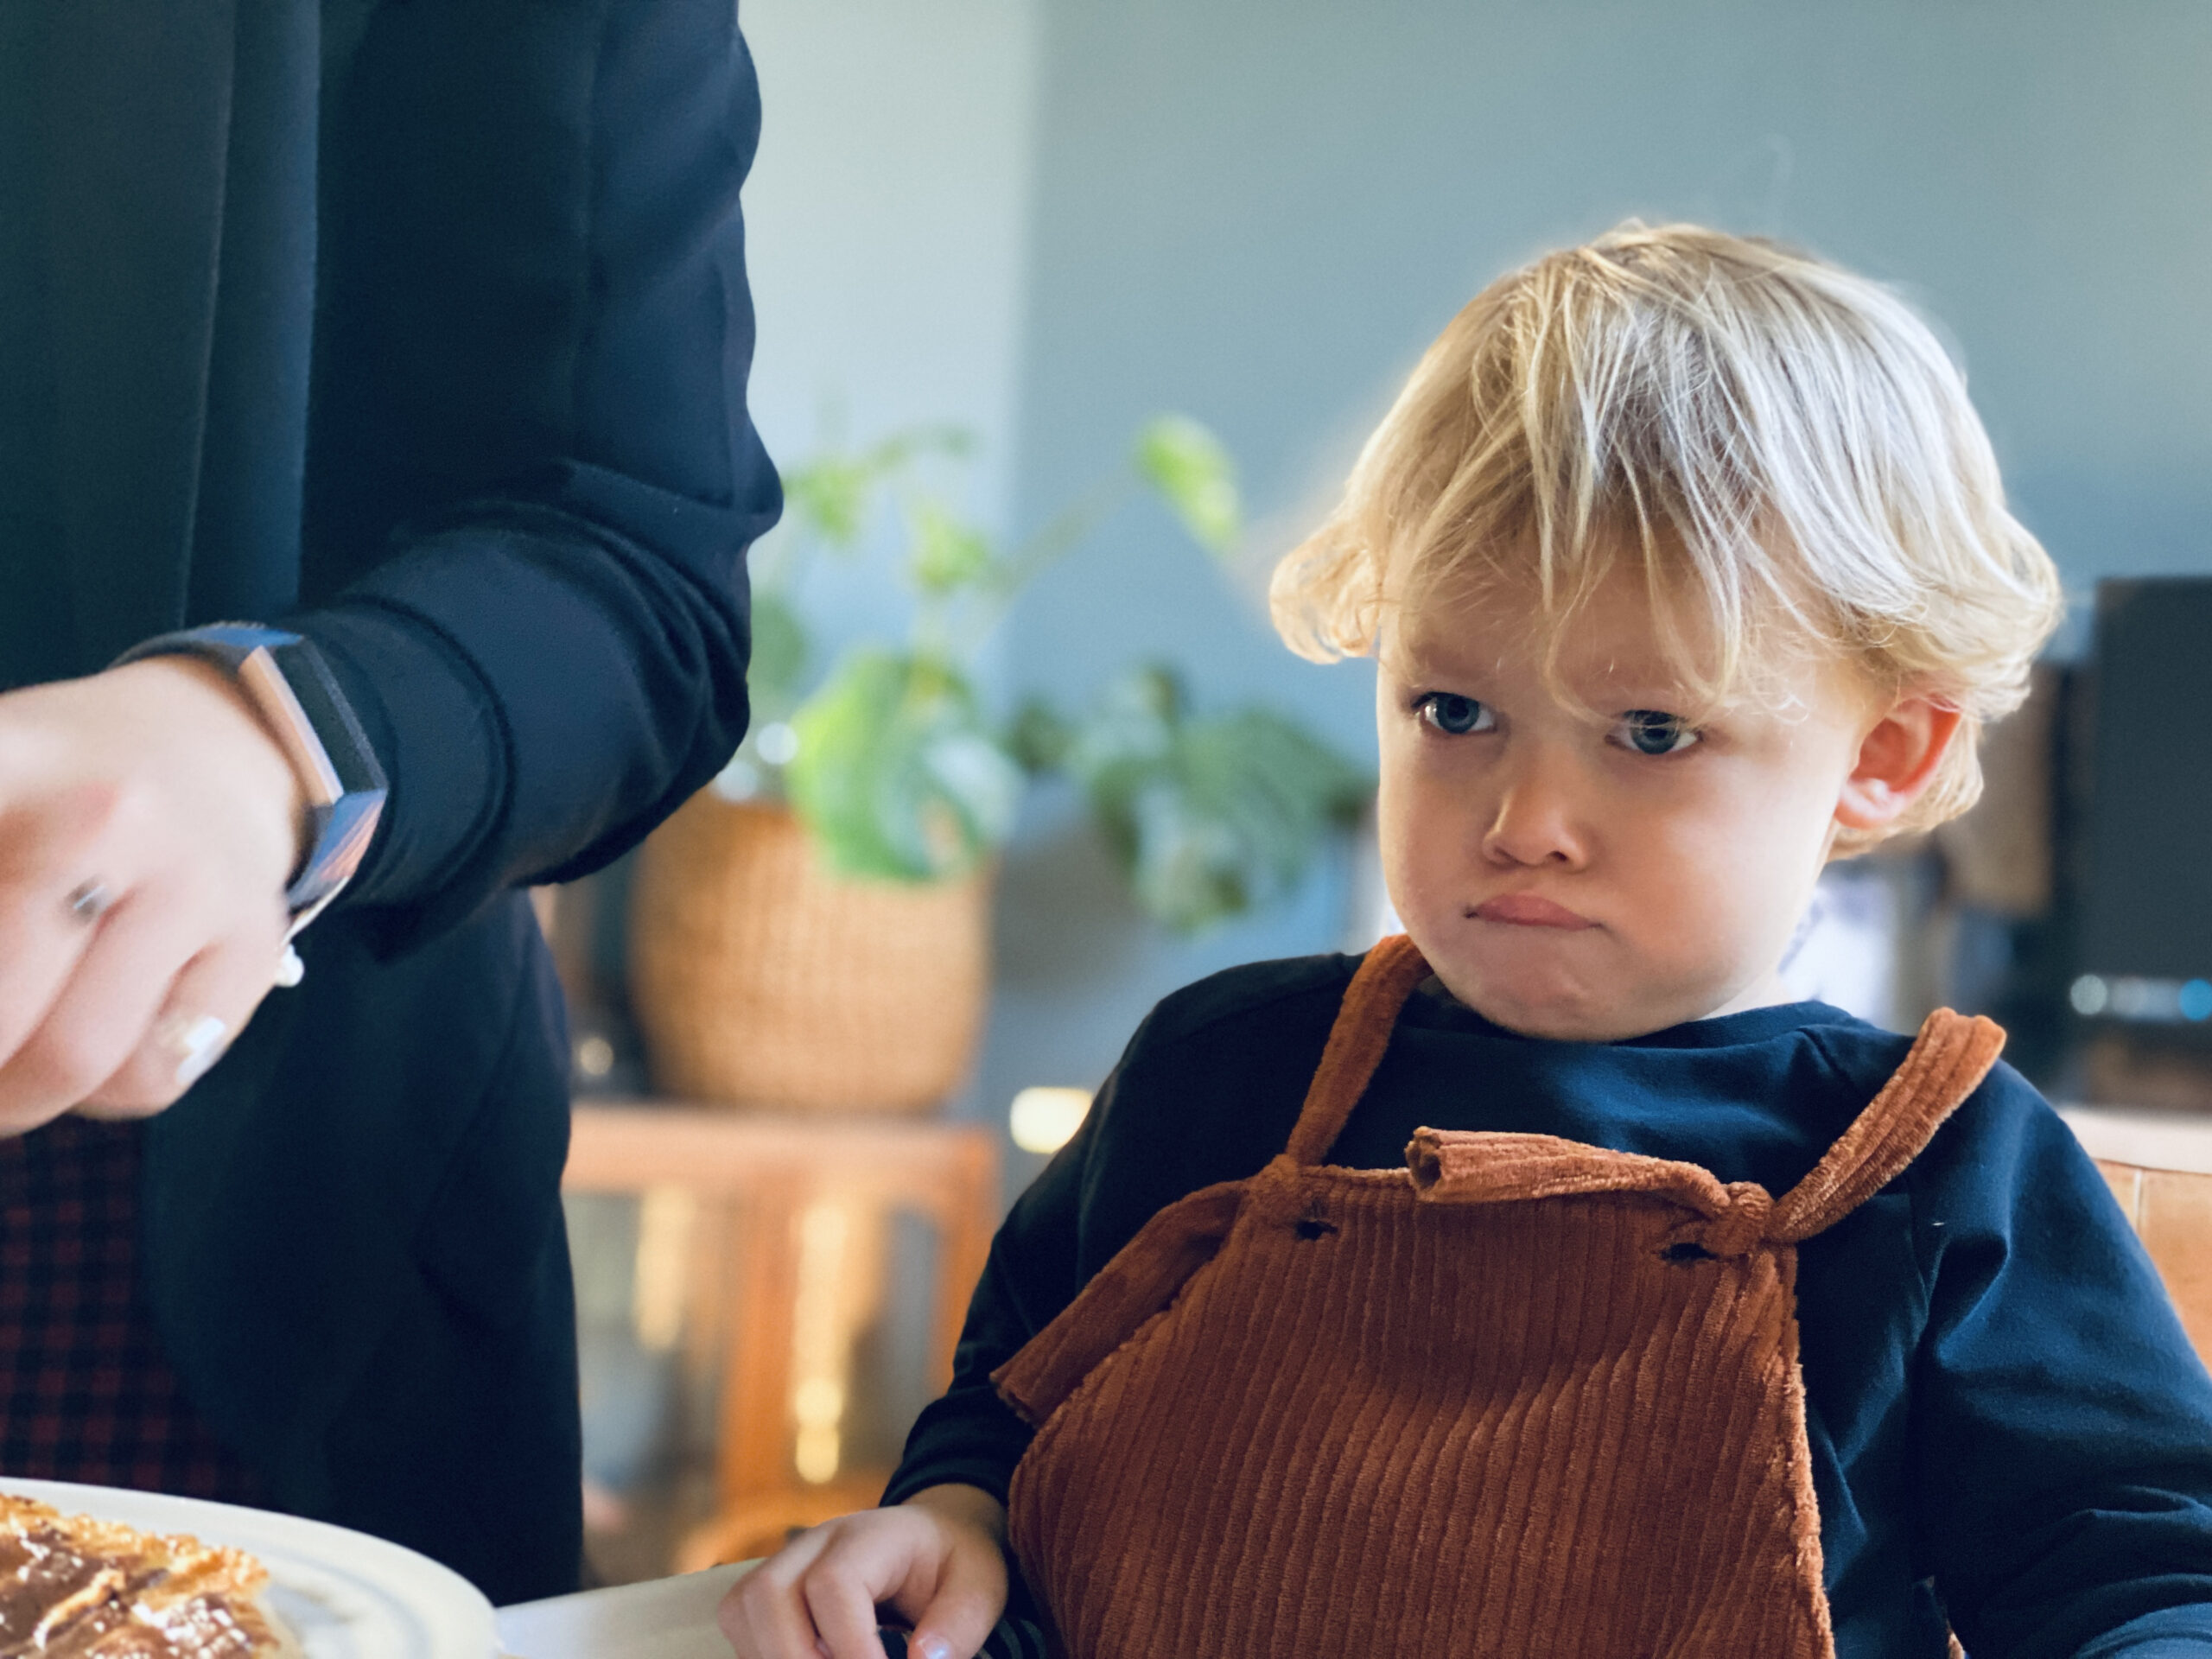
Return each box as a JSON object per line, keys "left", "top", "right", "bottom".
{"left": 0, "top": 1116, "right": 262, "bottom": 1503}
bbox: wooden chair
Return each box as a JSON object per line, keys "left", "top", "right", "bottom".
{"left": 2063, "top": 1104, "right": 2212, "bottom": 1364}
{"left": 563, "top": 1103, "right": 1000, "bottom": 1569}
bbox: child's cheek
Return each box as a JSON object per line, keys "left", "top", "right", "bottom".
{"left": 1640, "top": 798, "right": 1811, "bottom": 988}
{"left": 1376, "top": 766, "right": 1477, "bottom": 936}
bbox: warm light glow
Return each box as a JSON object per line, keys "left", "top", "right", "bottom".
{"left": 794, "top": 1425, "right": 841, "bottom": 1485}
{"left": 632, "top": 1185, "right": 696, "bottom": 1353}
{"left": 1011, "top": 1087, "right": 1093, "bottom": 1155}
{"left": 789, "top": 1199, "right": 854, "bottom": 1485}
{"left": 576, "top": 1035, "right": 616, "bottom": 1078}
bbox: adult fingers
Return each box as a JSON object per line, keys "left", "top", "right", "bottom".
{"left": 0, "top": 875, "right": 100, "bottom": 1079}
{"left": 0, "top": 785, "right": 130, "bottom": 1069}
{"left": 72, "top": 992, "right": 242, "bottom": 1118}
{"left": 0, "top": 891, "right": 199, "bottom": 1133}
{"left": 74, "top": 926, "right": 283, "bottom": 1116}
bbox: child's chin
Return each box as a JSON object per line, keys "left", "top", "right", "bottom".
{"left": 1419, "top": 931, "right": 1693, "bottom": 1040}
{"left": 1448, "top": 969, "right": 1683, "bottom": 1043}
{"left": 1478, "top": 998, "right": 1642, "bottom": 1042}
{"left": 1445, "top": 974, "right": 1612, "bottom": 1041}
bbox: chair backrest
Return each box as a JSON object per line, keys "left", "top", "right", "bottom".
{"left": 2092, "top": 1159, "right": 2212, "bottom": 1365}
{"left": 2065, "top": 1104, "right": 2212, "bottom": 1367}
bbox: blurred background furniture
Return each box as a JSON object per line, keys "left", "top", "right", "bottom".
{"left": 2065, "top": 578, "right": 2212, "bottom": 1112}
{"left": 2063, "top": 1105, "right": 2212, "bottom": 1365}
{"left": 563, "top": 1104, "right": 999, "bottom": 1570}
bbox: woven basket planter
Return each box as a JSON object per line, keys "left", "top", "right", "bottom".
{"left": 627, "top": 795, "right": 990, "bottom": 1114}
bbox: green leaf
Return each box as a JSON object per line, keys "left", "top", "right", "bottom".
{"left": 787, "top": 648, "right": 1025, "bottom": 881}
{"left": 782, "top": 454, "right": 876, "bottom": 548}
{"left": 747, "top": 591, "right": 810, "bottom": 714}
{"left": 1134, "top": 415, "right": 1242, "bottom": 556}
{"left": 868, "top": 424, "right": 978, "bottom": 472}
{"left": 780, "top": 427, "right": 976, "bottom": 552}
{"left": 1065, "top": 664, "right": 1180, "bottom": 779}
{"left": 1069, "top": 665, "right": 1370, "bottom": 931}
{"left": 908, "top": 501, "right": 995, "bottom": 596}
{"left": 1007, "top": 697, "right": 1075, "bottom": 775}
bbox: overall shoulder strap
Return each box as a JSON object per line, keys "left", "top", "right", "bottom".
{"left": 1769, "top": 1008, "right": 2006, "bottom": 1243}
{"left": 993, "top": 1180, "right": 1246, "bottom": 1427}
{"left": 1285, "top": 935, "right": 1432, "bottom": 1166}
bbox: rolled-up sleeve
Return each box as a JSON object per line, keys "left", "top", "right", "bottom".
{"left": 293, "top": 0, "right": 781, "bottom": 947}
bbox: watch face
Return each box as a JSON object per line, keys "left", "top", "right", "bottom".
{"left": 238, "top": 648, "right": 346, "bottom": 806}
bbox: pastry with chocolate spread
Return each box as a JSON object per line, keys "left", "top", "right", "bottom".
{"left": 0, "top": 1495, "right": 282, "bottom": 1656}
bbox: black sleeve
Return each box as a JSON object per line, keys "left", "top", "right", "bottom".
{"left": 884, "top": 957, "right": 1349, "bottom": 1506}
{"left": 293, "top": 0, "right": 779, "bottom": 948}
{"left": 1911, "top": 1071, "right": 2212, "bottom": 1656}
{"left": 881, "top": 1074, "right": 1105, "bottom": 1507}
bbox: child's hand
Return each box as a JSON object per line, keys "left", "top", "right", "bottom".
{"left": 717, "top": 1484, "right": 1010, "bottom": 1659}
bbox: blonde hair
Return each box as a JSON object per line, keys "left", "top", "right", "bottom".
{"left": 1271, "top": 222, "right": 2063, "bottom": 848}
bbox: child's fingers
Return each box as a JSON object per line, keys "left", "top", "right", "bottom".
{"left": 896, "top": 1527, "right": 1007, "bottom": 1659}
{"left": 719, "top": 1577, "right": 819, "bottom": 1658}
{"left": 803, "top": 1508, "right": 1007, "bottom": 1659}
{"left": 798, "top": 1564, "right": 892, "bottom": 1659}
{"left": 719, "top": 1506, "right": 1003, "bottom": 1659}
{"left": 902, "top": 1603, "right": 996, "bottom": 1659}
{"left": 720, "top": 1529, "right": 842, "bottom": 1658}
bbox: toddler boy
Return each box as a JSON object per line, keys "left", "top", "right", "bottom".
{"left": 723, "top": 225, "right": 2212, "bottom": 1659}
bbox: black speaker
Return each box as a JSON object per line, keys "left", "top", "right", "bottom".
{"left": 2075, "top": 576, "right": 2212, "bottom": 1027}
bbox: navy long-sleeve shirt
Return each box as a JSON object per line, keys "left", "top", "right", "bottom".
{"left": 889, "top": 953, "right": 2212, "bottom": 1658}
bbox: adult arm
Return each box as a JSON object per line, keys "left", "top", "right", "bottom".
{"left": 296, "top": 0, "right": 780, "bottom": 945}
{"left": 1914, "top": 1072, "right": 2212, "bottom": 1656}
{"left": 0, "top": 0, "right": 777, "bottom": 1123}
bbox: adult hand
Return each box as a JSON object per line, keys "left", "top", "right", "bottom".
{"left": 718, "top": 1484, "right": 1010, "bottom": 1659}
{"left": 0, "top": 658, "right": 304, "bottom": 1132}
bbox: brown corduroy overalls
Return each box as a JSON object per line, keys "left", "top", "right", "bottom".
{"left": 993, "top": 935, "right": 2005, "bottom": 1659}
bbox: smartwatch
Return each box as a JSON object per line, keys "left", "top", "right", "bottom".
{"left": 111, "top": 624, "right": 388, "bottom": 976}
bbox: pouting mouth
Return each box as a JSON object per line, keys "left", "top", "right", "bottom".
{"left": 1467, "top": 893, "right": 1596, "bottom": 930}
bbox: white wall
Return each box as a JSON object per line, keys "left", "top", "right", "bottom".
{"left": 739, "top": 0, "right": 1041, "bottom": 656}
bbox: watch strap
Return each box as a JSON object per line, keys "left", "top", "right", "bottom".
{"left": 111, "top": 624, "right": 388, "bottom": 917}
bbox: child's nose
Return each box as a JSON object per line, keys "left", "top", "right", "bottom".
{"left": 1478, "top": 757, "right": 1589, "bottom": 869}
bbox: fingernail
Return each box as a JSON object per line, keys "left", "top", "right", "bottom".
{"left": 918, "top": 1639, "right": 951, "bottom": 1659}
{"left": 161, "top": 1014, "right": 231, "bottom": 1086}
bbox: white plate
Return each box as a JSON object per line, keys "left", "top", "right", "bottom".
{"left": 0, "top": 1478, "right": 495, "bottom": 1659}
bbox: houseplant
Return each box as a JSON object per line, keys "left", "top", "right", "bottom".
{"left": 628, "top": 418, "right": 1369, "bottom": 1111}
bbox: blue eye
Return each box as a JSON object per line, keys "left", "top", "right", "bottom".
{"left": 1615, "top": 710, "right": 1700, "bottom": 755}
{"left": 1418, "top": 693, "right": 1494, "bottom": 736}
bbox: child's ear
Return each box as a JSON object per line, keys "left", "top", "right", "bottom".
{"left": 1834, "top": 696, "right": 1964, "bottom": 834}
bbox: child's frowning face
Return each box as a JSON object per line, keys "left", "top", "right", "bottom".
{"left": 1376, "top": 571, "right": 1932, "bottom": 1041}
